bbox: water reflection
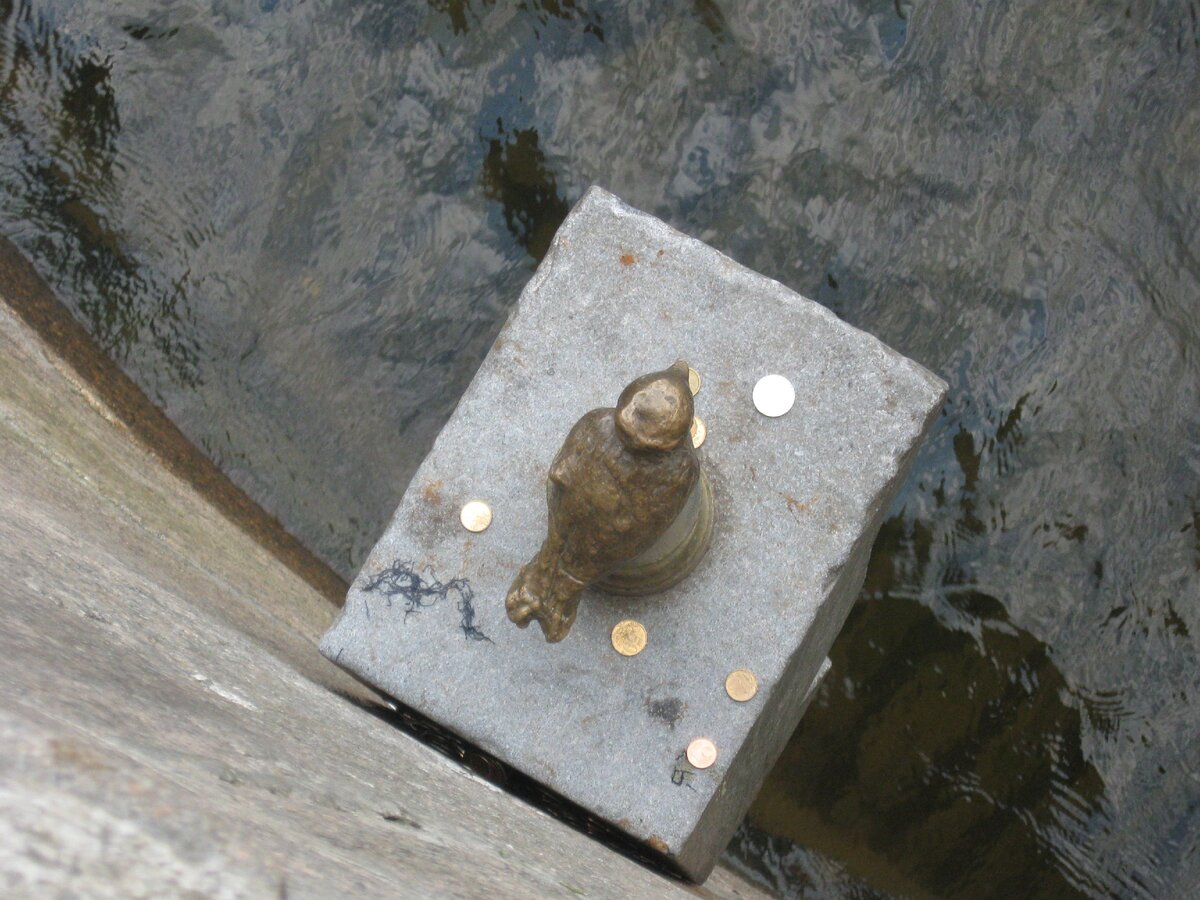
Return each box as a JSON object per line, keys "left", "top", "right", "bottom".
{"left": 429, "top": 0, "right": 606, "bottom": 41}
{"left": 1, "top": 0, "right": 1198, "bottom": 895}
{"left": 481, "top": 122, "right": 568, "bottom": 262}
{"left": 0, "top": 3, "right": 198, "bottom": 384}
{"left": 748, "top": 523, "right": 1107, "bottom": 898}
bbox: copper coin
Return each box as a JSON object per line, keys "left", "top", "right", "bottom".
{"left": 611, "top": 619, "right": 647, "bottom": 656}
{"left": 690, "top": 415, "right": 707, "bottom": 449}
{"left": 688, "top": 367, "right": 702, "bottom": 396}
{"left": 725, "top": 669, "right": 759, "bottom": 702}
{"left": 459, "top": 500, "right": 492, "bottom": 533}
{"left": 686, "top": 737, "right": 718, "bottom": 769}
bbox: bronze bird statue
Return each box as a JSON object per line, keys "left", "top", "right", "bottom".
{"left": 506, "top": 360, "right": 701, "bottom": 642}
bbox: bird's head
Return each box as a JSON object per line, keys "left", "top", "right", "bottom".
{"left": 615, "top": 359, "right": 694, "bottom": 453}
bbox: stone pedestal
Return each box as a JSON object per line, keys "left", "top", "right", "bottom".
{"left": 320, "top": 187, "right": 946, "bottom": 880}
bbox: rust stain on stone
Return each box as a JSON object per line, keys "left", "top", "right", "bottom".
{"left": 646, "top": 835, "right": 670, "bottom": 854}
{"left": 422, "top": 479, "right": 444, "bottom": 506}
{"left": 619, "top": 251, "right": 637, "bottom": 266}
{"left": 783, "top": 493, "right": 811, "bottom": 518}
{"left": 493, "top": 334, "right": 525, "bottom": 356}
{"left": 50, "top": 738, "right": 113, "bottom": 773}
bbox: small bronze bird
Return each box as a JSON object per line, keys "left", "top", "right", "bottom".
{"left": 506, "top": 360, "right": 700, "bottom": 642}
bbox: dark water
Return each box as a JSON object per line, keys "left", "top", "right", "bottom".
{"left": 2, "top": 0, "right": 1198, "bottom": 895}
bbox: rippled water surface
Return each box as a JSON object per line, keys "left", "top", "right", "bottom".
{"left": 2, "top": 0, "right": 1198, "bottom": 895}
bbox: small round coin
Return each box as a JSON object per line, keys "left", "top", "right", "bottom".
{"left": 686, "top": 737, "right": 718, "bottom": 769}
{"left": 687, "top": 366, "right": 702, "bottom": 396}
{"left": 752, "top": 374, "right": 795, "bottom": 417}
{"left": 725, "top": 669, "right": 759, "bottom": 702}
{"left": 459, "top": 500, "right": 492, "bottom": 533}
{"left": 611, "top": 619, "right": 648, "bottom": 656}
{"left": 690, "top": 415, "right": 707, "bottom": 449}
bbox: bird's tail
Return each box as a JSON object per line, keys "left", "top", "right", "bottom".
{"left": 505, "top": 539, "right": 587, "bottom": 642}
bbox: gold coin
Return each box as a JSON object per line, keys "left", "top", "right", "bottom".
{"left": 725, "top": 669, "right": 758, "bottom": 702}
{"left": 690, "top": 415, "right": 707, "bottom": 449}
{"left": 611, "top": 619, "right": 647, "bottom": 656}
{"left": 459, "top": 500, "right": 492, "bottom": 533}
{"left": 686, "top": 737, "right": 717, "bottom": 769}
{"left": 687, "top": 367, "right": 701, "bottom": 396}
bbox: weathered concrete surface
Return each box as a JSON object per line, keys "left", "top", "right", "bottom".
{"left": 322, "top": 187, "right": 948, "bottom": 879}
{"left": 0, "top": 293, "right": 766, "bottom": 900}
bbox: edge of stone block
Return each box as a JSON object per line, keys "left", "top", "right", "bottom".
{"left": 324, "top": 185, "right": 951, "bottom": 881}
{"left": 569, "top": 185, "right": 949, "bottom": 399}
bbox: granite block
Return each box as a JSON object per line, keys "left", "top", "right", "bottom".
{"left": 320, "top": 187, "right": 947, "bottom": 879}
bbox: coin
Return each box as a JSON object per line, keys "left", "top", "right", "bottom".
{"left": 688, "top": 366, "right": 701, "bottom": 396}
{"left": 690, "top": 415, "right": 707, "bottom": 449}
{"left": 752, "top": 374, "right": 795, "bottom": 417}
{"left": 611, "top": 619, "right": 647, "bottom": 656}
{"left": 725, "top": 669, "right": 758, "bottom": 702}
{"left": 459, "top": 500, "right": 492, "bottom": 533}
{"left": 686, "top": 737, "right": 717, "bottom": 769}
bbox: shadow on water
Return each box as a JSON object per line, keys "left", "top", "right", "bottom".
{"left": 0, "top": 0, "right": 198, "bottom": 386}
{"left": 480, "top": 121, "right": 569, "bottom": 263}
{"left": 746, "top": 517, "right": 1105, "bottom": 898}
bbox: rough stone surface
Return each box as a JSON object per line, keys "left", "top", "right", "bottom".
{"left": 0, "top": 295, "right": 765, "bottom": 899}
{"left": 321, "top": 187, "right": 948, "bottom": 879}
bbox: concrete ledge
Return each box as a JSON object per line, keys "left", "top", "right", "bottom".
{"left": 0, "top": 277, "right": 765, "bottom": 898}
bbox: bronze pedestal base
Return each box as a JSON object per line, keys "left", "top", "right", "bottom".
{"left": 598, "top": 470, "right": 714, "bottom": 596}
